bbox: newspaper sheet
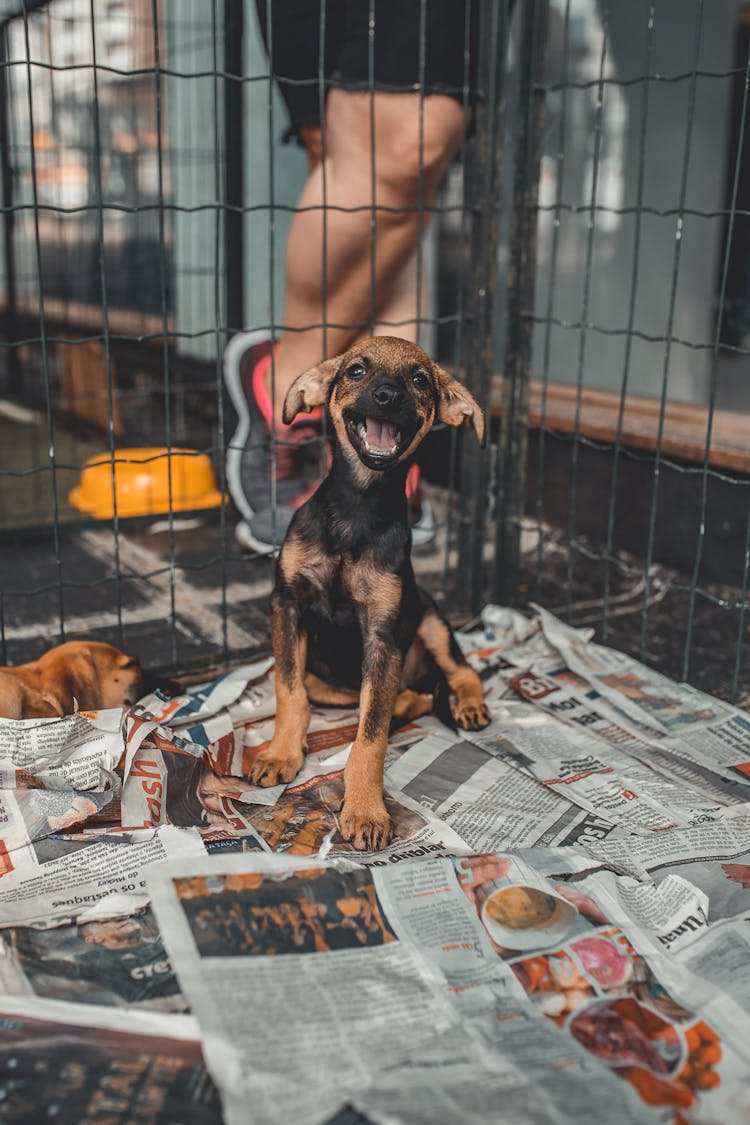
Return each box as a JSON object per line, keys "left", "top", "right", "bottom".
{"left": 0, "top": 824, "right": 206, "bottom": 927}
{"left": 0, "top": 823, "right": 210, "bottom": 1016}
{"left": 467, "top": 703, "right": 727, "bottom": 834}
{"left": 385, "top": 730, "right": 596, "bottom": 852}
{"left": 148, "top": 853, "right": 464, "bottom": 1125}
{"left": 3, "top": 602, "right": 750, "bottom": 1124}
{"left": 0, "top": 708, "right": 125, "bottom": 864}
{"left": 574, "top": 808, "right": 750, "bottom": 879}
{"left": 149, "top": 847, "right": 750, "bottom": 1125}
{"left": 0, "top": 708, "right": 125, "bottom": 791}
{"left": 534, "top": 606, "right": 750, "bottom": 789}
{"left": 510, "top": 667, "right": 750, "bottom": 808}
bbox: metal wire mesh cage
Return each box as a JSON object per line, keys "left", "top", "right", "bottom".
{"left": 0, "top": 0, "right": 748, "bottom": 703}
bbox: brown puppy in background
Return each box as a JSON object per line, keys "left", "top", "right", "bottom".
{"left": 0, "top": 641, "right": 143, "bottom": 719}
{"left": 248, "top": 336, "right": 491, "bottom": 850}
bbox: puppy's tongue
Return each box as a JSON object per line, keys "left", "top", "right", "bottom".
{"left": 364, "top": 418, "right": 398, "bottom": 453}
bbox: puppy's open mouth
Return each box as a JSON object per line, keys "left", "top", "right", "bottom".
{"left": 345, "top": 413, "right": 406, "bottom": 465}
{"left": 358, "top": 417, "right": 400, "bottom": 457}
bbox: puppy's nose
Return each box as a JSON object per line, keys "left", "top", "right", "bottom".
{"left": 372, "top": 382, "right": 404, "bottom": 408}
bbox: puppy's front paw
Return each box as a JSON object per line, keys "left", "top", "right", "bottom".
{"left": 340, "top": 800, "right": 393, "bottom": 852}
{"left": 248, "top": 742, "right": 304, "bottom": 787}
{"left": 452, "top": 697, "right": 491, "bottom": 731}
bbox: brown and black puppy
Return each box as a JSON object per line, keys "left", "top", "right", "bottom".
{"left": 248, "top": 336, "right": 491, "bottom": 850}
{"left": 0, "top": 641, "right": 143, "bottom": 719}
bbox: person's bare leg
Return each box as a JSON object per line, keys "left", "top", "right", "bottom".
{"left": 300, "top": 126, "right": 424, "bottom": 345}
{"left": 374, "top": 250, "right": 423, "bottom": 342}
{"left": 266, "top": 90, "right": 465, "bottom": 425}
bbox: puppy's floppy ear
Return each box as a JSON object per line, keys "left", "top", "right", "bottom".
{"left": 282, "top": 355, "right": 343, "bottom": 425}
{"left": 434, "top": 365, "right": 485, "bottom": 446}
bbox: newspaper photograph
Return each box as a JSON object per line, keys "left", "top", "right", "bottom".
{"left": 232, "top": 748, "right": 470, "bottom": 865}
{"left": 0, "top": 904, "right": 187, "bottom": 1012}
{"left": 0, "top": 997, "right": 220, "bottom": 1125}
{"left": 0, "top": 783, "right": 118, "bottom": 861}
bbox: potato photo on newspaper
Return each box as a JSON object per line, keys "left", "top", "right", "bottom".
{"left": 455, "top": 853, "right": 608, "bottom": 958}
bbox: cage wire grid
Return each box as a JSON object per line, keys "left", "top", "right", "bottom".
{"left": 526, "top": 0, "right": 750, "bottom": 700}
{"left": 0, "top": 0, "right": 748, "bottom": 704}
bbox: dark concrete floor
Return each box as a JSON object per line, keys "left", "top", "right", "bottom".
{"left": 0, "top": 394, "right": 746, "bottom": 704}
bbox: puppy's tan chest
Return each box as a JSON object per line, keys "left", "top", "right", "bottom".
{"left": 292, "top": 547, "right": 401, "bottom": 614}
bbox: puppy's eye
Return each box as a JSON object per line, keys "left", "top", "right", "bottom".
{"left": 412, "top": 370, "right": 429, "bottom": 390}
{"left": 347, "top": 363, "right": 366, "bottom": 380}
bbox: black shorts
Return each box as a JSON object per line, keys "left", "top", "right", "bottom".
{"left": 254, "top": 0, "right": 480, "bottom": 142}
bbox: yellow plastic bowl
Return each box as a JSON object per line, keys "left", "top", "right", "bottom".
{"left": 69, "top": 447, "right": 225, "bottom": 519}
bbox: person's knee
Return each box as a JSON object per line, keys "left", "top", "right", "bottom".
{"left": 328, "top": 91, "right": 465, "bottom": 206}
{"left": 378, "top": 105, "right": 464, "bottom": 201}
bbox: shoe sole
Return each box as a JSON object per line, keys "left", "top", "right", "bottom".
{"left": 410, "top": 497, "right": 436, "bottom": 548}
{"left": 234, "top": 519, "right": 282, "bottom": 556}
{"left": 223, "top": 328, "right": 272, "bottom": 524}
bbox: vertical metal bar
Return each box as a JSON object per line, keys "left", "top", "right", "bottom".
{"left": 0, "top": 24, "right": 21, "bottom": 396}
{"left": 563, "top": 5, "right": 608, "bottom": 602}
{"left": 414, "top": 0, "right": 427, "bottom": 345}
{"left": 442, "top": 0, "right": 475, "bottom": 595}
{"left": 151, "top": 0, "right": 178, "bottom": 665}
{"left": 20, "top": 1, "right": 65, "bottom": 639}
{"left": 639, "top": 0, "right": 704, "bottom": 658}
{"left": 318, "top": 0, "right": 330, "bottom": 476}
{"left": 456, "top": 0, "right": 508, "bottom": 613}
{"left": 88, "top": 0, "right": 124, "bottom": 647}
{"left": 318, "top": 0, "right": 328, "bottom": 360}
{"left": 213, "top": 0, "right": 229, "bottom": 659}
{"left": 533, "top": 0, "right": 571, "bottom": 601}
{"left": 731, "top": 511, "right": 750, "bottom": 704}
{"left": 367, "top": 0, "right": 376, "bottom": 336}
{"left": 602, "top": 4, "right": 655, "bottom": 640}
{"left": 265, "top": 0, "right": 279, "bottom": 550}
{"left": 683, "top": 40, "right": 750, "bottom": 681}
{"left": 493, "top": 0, "right": 548, "bottom": 605}
{"left": 224, "top": 0, "right": 243, "bottom": 338}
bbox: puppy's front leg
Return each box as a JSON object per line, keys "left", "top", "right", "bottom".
{"left": 340, "top": 612, "right": 401, "bottom": 851}
{"left": 418, "top": 601, "right": 490, "bottom": 730}
{"left": 249, "top": 585, "right": 309, "bottom": 787}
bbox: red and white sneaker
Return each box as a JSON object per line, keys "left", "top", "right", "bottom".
{"left": 223, "top": 331, "right": 323, "bottom": 553}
